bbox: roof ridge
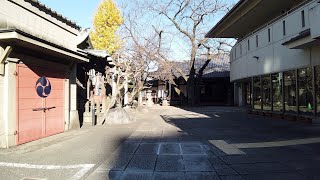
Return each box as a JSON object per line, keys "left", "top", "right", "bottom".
{"left": 24, "top": 0, "right": 81, "bottom": 30}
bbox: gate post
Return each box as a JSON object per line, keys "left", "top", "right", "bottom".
{"left": 2, "top": 58, "right": 18, "bottom": 148}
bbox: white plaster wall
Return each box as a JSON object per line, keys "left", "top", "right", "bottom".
{"left": 230, "top": 0, "right": 317, "bottom": 82}
{"left": 2, "top": 61, "right": 17, "bottom": 147}
{"left": 0, "top": 75, "right": 4, "bottom": 147}
{"left": 0, "top": 0, "right": 80, "bottom": 51}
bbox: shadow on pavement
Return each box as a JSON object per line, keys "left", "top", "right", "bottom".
{"left": 87, "top": 106, "right": 320, "bottom": 180}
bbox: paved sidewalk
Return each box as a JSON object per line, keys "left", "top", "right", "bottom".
{"left": 87, "top": 106, "right": 320, "bottom": 180}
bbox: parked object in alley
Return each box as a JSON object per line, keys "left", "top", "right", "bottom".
{"left": 104, "top": 108, "right": 135, "bottom": 125}
{"left": 137, "top": 106, "right": 149, "bottom": 113}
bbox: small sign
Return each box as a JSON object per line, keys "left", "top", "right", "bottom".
{"left": 35, "top": 76, "right": 51, "bottom": 98}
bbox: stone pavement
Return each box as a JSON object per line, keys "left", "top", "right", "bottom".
{"left": 87, "top": 106, "right": 320, "bottom": 180}
{"left": 2, "top": 106, "right": 320, "bottom": 179}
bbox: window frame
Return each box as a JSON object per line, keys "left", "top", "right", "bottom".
{"left": 283, "top": 20, "right": 286, "bottom": 36}
{"left": 301, "top": 10, "right": 305, "bottom": 28}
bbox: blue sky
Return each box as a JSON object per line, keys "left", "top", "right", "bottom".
{"left": 38, "top": 0, "right": 237, "bottom": 60}
{"left": 38, "top": 0, "right": 101, "bottom": 28}
{"left": 38, "top": 0, "right": 132, "bottom": 28}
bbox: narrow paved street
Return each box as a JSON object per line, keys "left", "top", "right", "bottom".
{"left": 1, "top": 106, "right": 320, "bottom": 179}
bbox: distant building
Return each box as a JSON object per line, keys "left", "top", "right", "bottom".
{"left": 148, "top": 54, "right": 233, "bottom": 106}
{"left": 207, "top": 0, "right": 320, "bottom": 121}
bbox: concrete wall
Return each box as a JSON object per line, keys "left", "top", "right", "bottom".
{"left": 0, "top": 0, "right": 80, "bottom": 51}
{"left": 311, "top": 46, "right": 320, "bottom": 66}
{"left": 230, "top": 0, "right": 318, "bottom": 81}
{"left": 310, "top": 2, "right": 320, "bottom": 38}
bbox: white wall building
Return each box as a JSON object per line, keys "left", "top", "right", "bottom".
{"left": 207, "top": 0, "right": 320, "bottom": 120}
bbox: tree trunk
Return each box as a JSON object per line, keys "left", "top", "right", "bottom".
{"left": 194, "top": 77, "right": 201, "bottom": 105}
{"left": 138, "top": 91, "right": 143, "bottom": 106}
{"left": 187, "top": 68, "right": 196, "bottom": 106}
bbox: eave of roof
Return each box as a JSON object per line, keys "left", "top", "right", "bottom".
{"left": 205, "top": 0, "right": 246, "bottom": 38}
{"left": 23, "top": 0, "right": 81, "bottom": 30}
{"left": 0, "top": 28, "right": 89, "bottom": 62}
{"left": 205, "top": 0, "right": 310, "bottom": 39}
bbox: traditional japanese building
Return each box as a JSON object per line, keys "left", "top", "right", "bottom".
{"left": 0, "top": 0, "right": 110, "bottom": 148}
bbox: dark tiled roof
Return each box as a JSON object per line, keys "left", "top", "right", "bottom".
{"left": 202, "top": 71, "right": 230, "bottom": 78}
{"left": 171, "top": 53, "right": 230, "bottom": 78}
{"left": 24, "top": 0, "right": 81, "bottom": 30}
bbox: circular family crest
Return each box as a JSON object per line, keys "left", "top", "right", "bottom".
{"left": 35, "top": 76, "right": 51, "bottom": 98}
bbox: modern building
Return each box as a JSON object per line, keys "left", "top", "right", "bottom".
{"left": 0, "top": 0, "right": 110, "bottom": 148}
{"left": 206, "top": 0, "right": 320, "bottom": 120}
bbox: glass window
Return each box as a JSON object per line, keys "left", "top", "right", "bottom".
{"left": 268, "top": 28, "right": 271, "bottom": 42}
{"left": 256, "top": 35, "right": 259, "bottom": 47}
{"left": 253, "top": 76, "right": 261, "bottom": 110}
{"left": 245, "top": 82, "right": 252, "bottom": 106}
{"left": 272, "top": 73, "right": 283, "bottom": 112}
{"left": 284, "top": 70, "right": 296, "bottom": 113}
{"left": 298, "top": 67, "right": 313, "bottom": 115}
{"left": 301, "top": 10, "right": 305, "bottom": 28}
{"left": 283, "top": 20, "right": 286, "bottom": 36}
{"left": 262, "top": 75, "right": 271, "bottom": 111}
{"left": 248, "top": 39, "right": 250, "bottom": 51}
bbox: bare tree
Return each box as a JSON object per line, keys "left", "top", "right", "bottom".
{"left": 119, "top": 0, "right": 234, "bottom": 105}
{"left": 120, "top": 7, "right": 177, "bottom": 101}
{"left": 145, "top": 0, "right": 234, "bottom": 105}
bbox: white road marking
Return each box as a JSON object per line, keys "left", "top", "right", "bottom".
{"left": 157, "top": 143, "right": 161, "bottom": 155}
{"left": 179, "top": 143, "right": 183, "bottom": 155}
{"left": 210, "top": 137, "right": 320, "bottom": 155}
{"left": 213, "top": 114, "right": 220, "bottom": 118}
{"left": 209, "top": 140, "right": 245, "bottom": 155}
{"left": 233, "top": 137, "right": 320, "bottom": 148}
{"left": 72, "top": 164, "right": 95, "bottom": 180}
{"left": 0, "top": 162, "right": 95, "bottom": 180}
